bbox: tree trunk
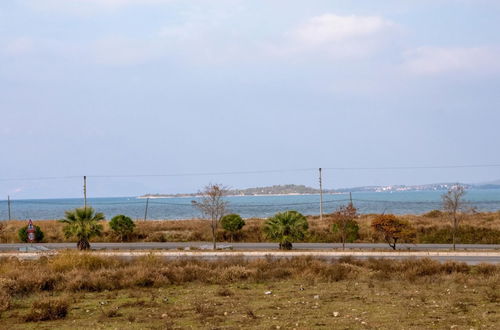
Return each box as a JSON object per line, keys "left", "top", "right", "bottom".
{"left": 77, "top": 239, "right": 90, "bottom": 251}
{"left": 212, "top": 219, "right": 217, "bottom": 250}
{"left": 389, "top": 238, "right": 397, "bottom": 250}
{"left": 452, "top": 227, "right": 456, "bottom": 251}
{"left": 452, "top": 214, "right": 457, "bottom": 251}
{"left": 280, "top": 241, "right": 292, "bottom": 250}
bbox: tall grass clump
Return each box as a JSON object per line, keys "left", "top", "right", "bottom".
{"left": 24, "top": 297, "right": 70, "bottom": 322}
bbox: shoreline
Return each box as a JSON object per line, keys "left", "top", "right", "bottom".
{"left": 136, "top": 192, "right": 344, "bottom": 199}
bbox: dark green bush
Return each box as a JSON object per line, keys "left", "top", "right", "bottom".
{"left": 220, "top": 214, "right": 245, "bottom": 242}
{"left": 109, "top": 214, "right": 135, "bottom": 242}
{"left": 18, "top": 225, "right": 44, "bottom": 243}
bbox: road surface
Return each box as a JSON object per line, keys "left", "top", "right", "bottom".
{"left": 0, "top": 242, "right": 499, "bottom": 251}
{"left": 1, "top": 250, "right": 499, "bottom": 265}
{"left": 1, "top": 243, "right": 499, "bottom": 264}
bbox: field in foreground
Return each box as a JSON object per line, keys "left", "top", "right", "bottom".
{"left": 0, "top": 253, "right": 499, "bottom": 329}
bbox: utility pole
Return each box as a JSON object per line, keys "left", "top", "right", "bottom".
{"left": 144, "top": 197, "right": 149, "bottom": 221}
{"left": 349, "top": 192, "right": 353, "bottom": 205}
{"left": 7, "top": 195, "right": 11, "bottom": 220}
{"left": 319, "top": 168, "right": 323, "bottom": 221}
{"left": 83, "top": 176, "right": 87, "bottom": 209}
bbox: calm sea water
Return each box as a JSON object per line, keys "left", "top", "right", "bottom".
{"left": 1, "top": 190, "right": 499, "bottom": 220}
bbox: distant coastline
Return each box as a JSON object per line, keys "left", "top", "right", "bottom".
{"left": 137, "top": 192, "right": 343, "bottom": 199}
{"left": 137, "top": 182, "right": 500, "bottom": 199}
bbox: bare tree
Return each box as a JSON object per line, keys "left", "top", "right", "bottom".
{"left": 331, "top": 203, "right": 359, "bottom": 250}
{"left": 442, "top": 184, "right": 467, "bottom": 251}
{"left": 192, "top": 183, "right": 228, "bottom": 249}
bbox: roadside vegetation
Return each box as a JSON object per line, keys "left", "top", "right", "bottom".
{"left": 1, "top": 211, "right": 499, "bottom": 246}
{"left": 59, "top": 207, "right": 105, "bottom": 250}
{"left": 0, "top": 253, "right": 498, "bottom": 328}
{"left": 263, "top": 210, "right": 309, "bottom": 250}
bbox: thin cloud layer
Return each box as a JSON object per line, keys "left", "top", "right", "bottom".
{"left": 293, "top": 14, "right": 394, "bottom": 45}
{"left": 404, "top": 46, "right": 500, "bottom": 75}
{"left": 266, "top": 14, "right": 396, "bottom": 61}
{"left": 22, "top": 0, "right": 175, "bottom": 14}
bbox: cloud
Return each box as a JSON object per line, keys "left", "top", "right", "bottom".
{"left": 268, "top": 14, "right": 396, "bottom": 60}
{"left": 404, "top": 46, "right": 500, "bottom": 75}
{"left": 293, "top": 14, "right": 394, "bottom": 45}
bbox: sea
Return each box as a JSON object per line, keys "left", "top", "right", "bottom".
{"left": 1, "top": 189, "right": 500, "bottom": 220}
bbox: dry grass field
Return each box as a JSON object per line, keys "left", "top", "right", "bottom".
{"left": 0, "top": 253, "right": 499, "bottom": 329}
{"left": 1, "top": 211, "right": 500, "bottom": 244}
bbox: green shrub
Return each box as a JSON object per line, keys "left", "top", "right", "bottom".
{"left": 220, "top": 214, "right": 245, "bottom": 242}
{"left": 18, "top": 225, "right": 44, "bottom": 243}
{"left": 332, "top": 220, "right": 359, "bottom": 243}
{"left": 109, "top": 214, "right": 135, "bottom": 242}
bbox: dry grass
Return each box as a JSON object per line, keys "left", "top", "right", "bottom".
{"left": 0, "top": 252, "right": 499, "bottom": 296}
{"left": 24, "top": 297, "right": 70, "bottom": 322}
{"left": 0, "top": 253, "right": 499, "bottom": 328}
{"left": 1, "top": 211, "right": 500, "bottom": 244}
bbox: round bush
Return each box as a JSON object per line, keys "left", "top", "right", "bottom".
{"left": 220, "top": 214, "right": 245, "bottom": 233}
{"left": 18, "top": 225, "right": 44, "bottom": 243}
{"left": 109, "top": 214, "right": 135, "bottom": 241}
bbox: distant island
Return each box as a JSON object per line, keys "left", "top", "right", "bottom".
{"left": 138, "top": 182, "right": 500, "bottom": 198}
{"left": 139, "top": 184, "right": 326, "bottom": 198}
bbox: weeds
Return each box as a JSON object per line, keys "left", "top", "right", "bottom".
{"left": 216, "top": 287, "right": 234, "bottom": 297}
{"left": 24, "top": 297, "right": 70, "bottom": 322}
{"left": 1, "top": 253, "right": 498, "bottom": 298}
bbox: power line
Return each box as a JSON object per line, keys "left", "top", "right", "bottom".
{"left": 323, "top": 164, "right": 500, "bottom": 170}
{"left": 0, "top": 176, "right": 81, "bottom": 182}
{"left": 1, "top": 163, "right": 499, "bottom": 181}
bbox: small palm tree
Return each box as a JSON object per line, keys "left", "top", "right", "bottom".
{"left": 264, "top": 210, "right": 309, "bottom": 250}
{"left": 59, "top": 207, "right": 104, "bottom": 250}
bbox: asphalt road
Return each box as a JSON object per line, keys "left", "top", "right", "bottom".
{"left": 2, "top": 249, "right": 499, "bottom": 264}
{"left": 1, "top": 242, "right": 499, "bottom": 251}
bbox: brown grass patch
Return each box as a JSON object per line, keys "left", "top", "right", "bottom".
{"left": 24, "top": 297, "right": 70, "bottom": 322}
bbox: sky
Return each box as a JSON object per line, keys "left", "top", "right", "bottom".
{"left": 1, "top": 0, "right": 500, "bottom": 199}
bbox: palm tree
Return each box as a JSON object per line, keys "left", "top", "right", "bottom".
{"left": 264, "top": 210, "right": 309, "bottom": 250}
{"left": 59, "top": 207, "right": 104, "bottom": 250}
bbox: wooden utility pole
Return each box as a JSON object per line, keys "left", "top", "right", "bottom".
{"left": 83, "top": 176, "right": 87, "bottom": 209}
{"left": 144, "top": 197, "right": 149, "bottom": 221}
{"left": 319, "top": 168, "right": 323, "bottom": 221}
{"left": 349, "top": 192, "right": 353, "bottom": 205}
{"left": 7, "top": 195, "right": 11, "bottom": 220}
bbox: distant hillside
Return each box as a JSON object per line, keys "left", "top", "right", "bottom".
{"left": 140, "top": 184, "right": 324, "bottom": 198}
{"left": 230, "top": 184, "right": 322, "bottom": 195}
{"left": 139, "top": 182, "right": 500, "bottom": 198}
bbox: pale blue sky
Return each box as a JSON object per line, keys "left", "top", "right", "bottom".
{"left": 1, "top": 0, "right": 500, "bottom": 198}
